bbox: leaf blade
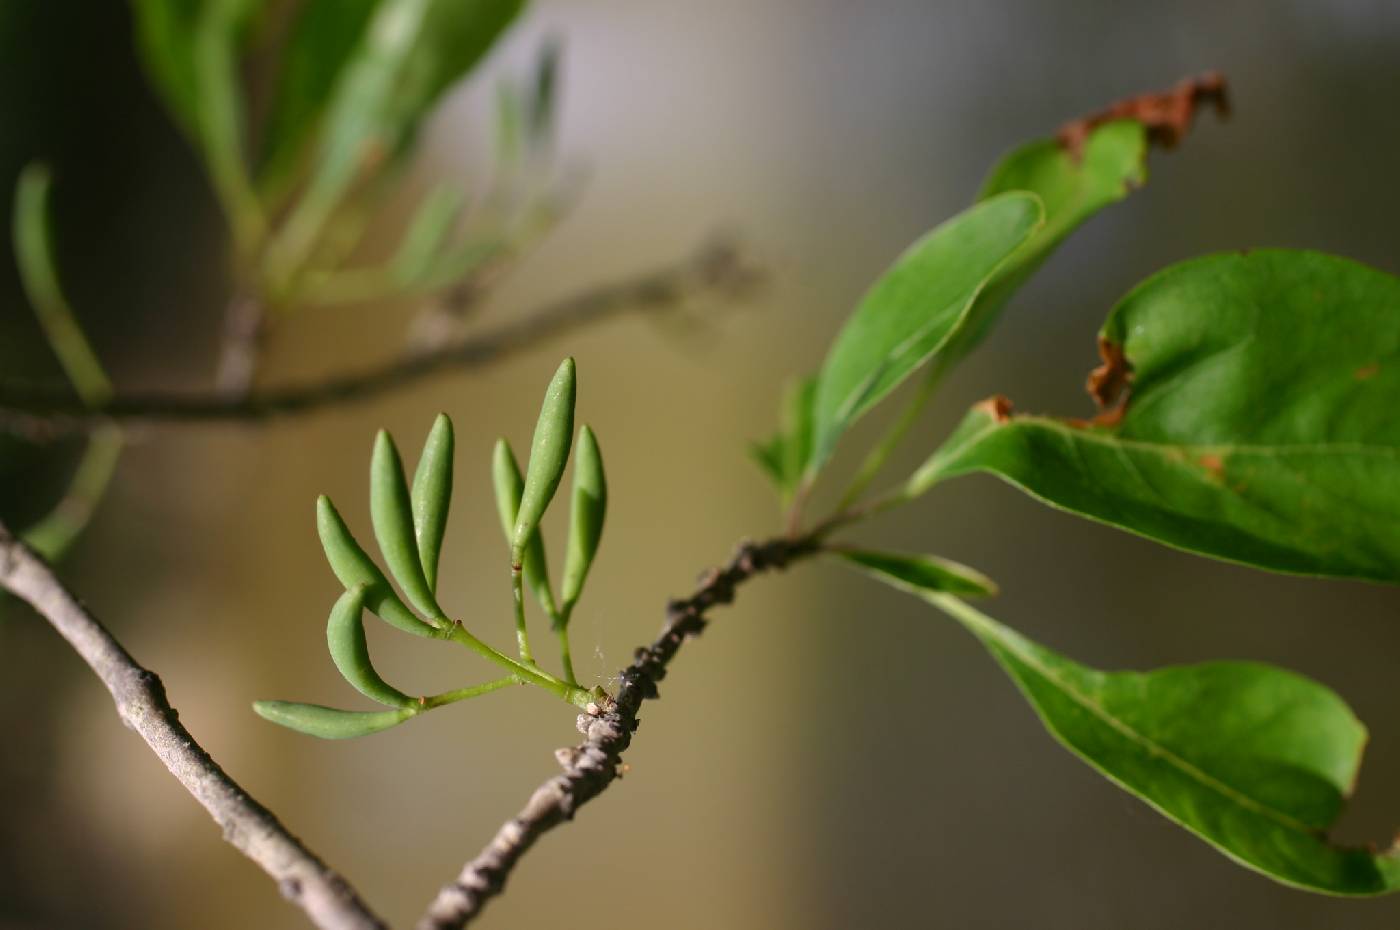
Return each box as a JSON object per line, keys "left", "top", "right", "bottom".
{"left": 252, "top": 700, "right": 414, "bottom": 740}
{"left": 326, "top": 583, "right": 415, "bottom": 708}
{"left": 371, "top": 430, "right": 443, "bottom": 618}
{"left": 809, "top": 192, "right": 1043, "bottom": 471}
{"left": 491, "top": 438, "right": 556, "bottom": 616}
{"left": 560, "top": 424, "right": 606, "bottom": 617}
{"left": 316, "top": 494, "right": 436, "bottom": 637}
{"left": 911, "top": 251, "right": 1400, "bottom": 583}
{"left": 923, "top": 593, "right": 1400, "bottom": 895}
{"left": 512, "top": 358, "right": 575, "bottom": 559}
{"left": 835, "top": 548, "right": 997, "bottom": 598}
{"left": 410, "top": 414, "right": 454, "bottom": 592}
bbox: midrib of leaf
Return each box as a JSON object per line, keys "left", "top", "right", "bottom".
{"left": 925, "top": 593, "right": 1327, "bottom": 837}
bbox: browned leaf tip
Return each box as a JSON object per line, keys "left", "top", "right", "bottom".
{"left": 1056, "top": 71, "right": 1230, "bottom": 160}
{"left": 976, "top": 395, "right": 1014, "bottom": 423}
{"left": 1084, "top": 336, "right": 1132, "bottom": 427}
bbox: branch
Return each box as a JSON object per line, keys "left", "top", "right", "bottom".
{"left": 0, "top": 519, "right": 388, "bottom": 930}
{"left": 416, "top": 534, "right": 819, "bottom": 930}
{"left": 1, "top": 240, "right": 763, "bottom": 440}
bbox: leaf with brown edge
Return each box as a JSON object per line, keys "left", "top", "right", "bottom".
{"left": 906, "top": 250, "right": 1400, "bottom": 583}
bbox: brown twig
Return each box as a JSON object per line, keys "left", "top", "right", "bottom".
{"left": 416, "top": 534, "right": 819, "bottom": 930}
{"left": 0, "top": 519, "right": 388, "bottom": 930}
{"left": 1, "top": 239, "right": 763, "bottom": 440}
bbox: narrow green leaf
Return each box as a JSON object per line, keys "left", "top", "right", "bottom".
{"left": 391, "top": 184, "right": 467, "bottom": 286}
{"left": 253, "top": 700, "right": 414, "bottom": 739}
{"left": 371, "top": 431, "right": 443, "bottom": 618}
{"left": 256, "top": 0, "right": 379, "bottom": 194}
{"left": 925, "top": 593, "right": 1400, "bottom": 895}
{"left": 13, "top": 165, "right": 123, "bottom": 561}
{"left": 560, "top": 425, "right": 606, "bottom": 617}
{"left": 326, "top": 583, "right": 415, "bottom": 708}
{"left": 267, "top": 0, "right": 525, "bottom": 277}
{"left": 747, "top": 438, "right": 787, "bottom": 491}
{"left": 410, "top": 414, "right": 454, "bottom": 592}
{"left": 14, "top": 166, "right": 112, "bottom": 405}
{"left": 316, "top": 495, "right": 436, "bottom": 637}
{"left": 491, "top": 438, "right": 556, "bottom": 616}
{"left": 836, "top": 548, "right": 997, "bottom": 598}
{"left": 750, "top": 376, "right": 816, "bottom": 502}
{"left": 809, "top": 193, "right": 1043, "bottom": 472}
{"left": 130, "top": 0, "right": 263, "bottom": 250}
{"left": 512, "top": 358, "right": 576, "bottom": 559}
{"left": 909, "top": 251, "right": 1400, "bottom": 583}
{"left": 527, "top": 38, "right": 560, "bottom": 145}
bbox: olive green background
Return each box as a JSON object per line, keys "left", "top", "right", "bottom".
{"left": 3, "top": 1, "right": 1400, "bottom": 928}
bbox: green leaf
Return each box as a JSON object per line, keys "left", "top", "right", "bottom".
{"left": 370, "top": 431, "right": 443, "bottom": 618}
{"left": 809, "top": 193, "right": 1043, "bottom": 472}
{"left": 316, "top": 495, "right": 436, "bottom": 637}
{"left": 391, "top": 184, "right": 467, "bottom": 287}
{"left": 325, "top": 583, "right": 415, "bottom": 708}
{"left": 253, "top": 700, "right": 414, "bottom": 739}
{"left": 835, "top": 548, "right": 997, "bottom": 598}
{"left": 410, "top": 414, "right": 454, "bottom": 592}
{"left": 267, "top": 0, "right": 525, "bottom": 278}
{"left": 750, "top": 376, "right": 815, "bottom": 502}
{"left": 939, "top": 120, "right": 1150, "bottom": 368}
{"left": 13, "top": 165, "right": 123, "bottom": 562}
{"left": 130, "top": 0, "right": 263, "bottom": 250}
{"left": 909, "top": 251, "right": 1400, "bottom": 583}
{"left": 560, "top": 425, "right": 606, "bottom": 618}
{"left": 513, "top": 358, "right": 575, "bottom": 559}
{"left": 526, "top": 37, "right": 560, "bottom": 146}
{"left": 256, "top": 0, "right": 379, "bottom": 194}
{"left": 924, "top": 593, "right": 1400, "bottom": 895}
{"left": 491, "top": 438, "right": 556, "bottom": 616}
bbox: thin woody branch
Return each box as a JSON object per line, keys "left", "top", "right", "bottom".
{"left": 1, "top": 239, "right": 762, "bottom": 440}
{"left": 416, "top": 534, "right": 819, "bottom": 930}
{"left": 0, "top": 519, "right": 388, "bottom": 930}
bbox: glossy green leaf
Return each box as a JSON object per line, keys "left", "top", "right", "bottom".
{"left": 410, "top": 414, "right": 454, "bottom": 592}
{"left": 316, "top": 495, "right": 436, "bottom": 637}
{"left": 809, "top": 193, "right": 1043, "bottom": 472}
{"left": 370, "top": 431, "right": 443, "bottom": 618}
{"left": 925, "top": 593, "right": 1400, "bottom": 895}
{"left": 513, "top": 358, "right": 576, "bottom": 559}
{"left": 491, "top": 438, "right": 556, "bottom": 616}
{"left": 910, "top": 251, "right": 1400, "bottom": 583}
{"left": 835, "top": 548, "right": 997, "bottom": 598}
{"left": 325, "top": 583, "right": 415, "bottom": 708}
{"left": 560, "top": 425, "right": 606, "bottom": 618}
{"left": 253, "top": 700, "right": 414, "bottom": 739}
{"left": 938, "top": 120, "right": 1150, "bottom": 369}
{"left": 256, "top": 0, "right": 379, "bottom": 193}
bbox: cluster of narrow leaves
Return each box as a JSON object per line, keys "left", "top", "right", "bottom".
{"left": 127, "top": 0, "right": 557, "bottom": 306}
{"left": 755, "top": 103, "right": 1400, "bottom": 894}
{"left": 255, "top": 358, "right": 607, "bottom": 739}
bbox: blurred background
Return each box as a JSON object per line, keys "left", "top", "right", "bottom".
{"left": 3, "top": 1, "right": 1400, "bottom": 928}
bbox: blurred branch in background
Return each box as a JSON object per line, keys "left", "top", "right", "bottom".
{"left": 0, "top": 518, "right": 389, "bottom": 930}
{"left": 0, "top": 237, "right": 764, "bottom": 439}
